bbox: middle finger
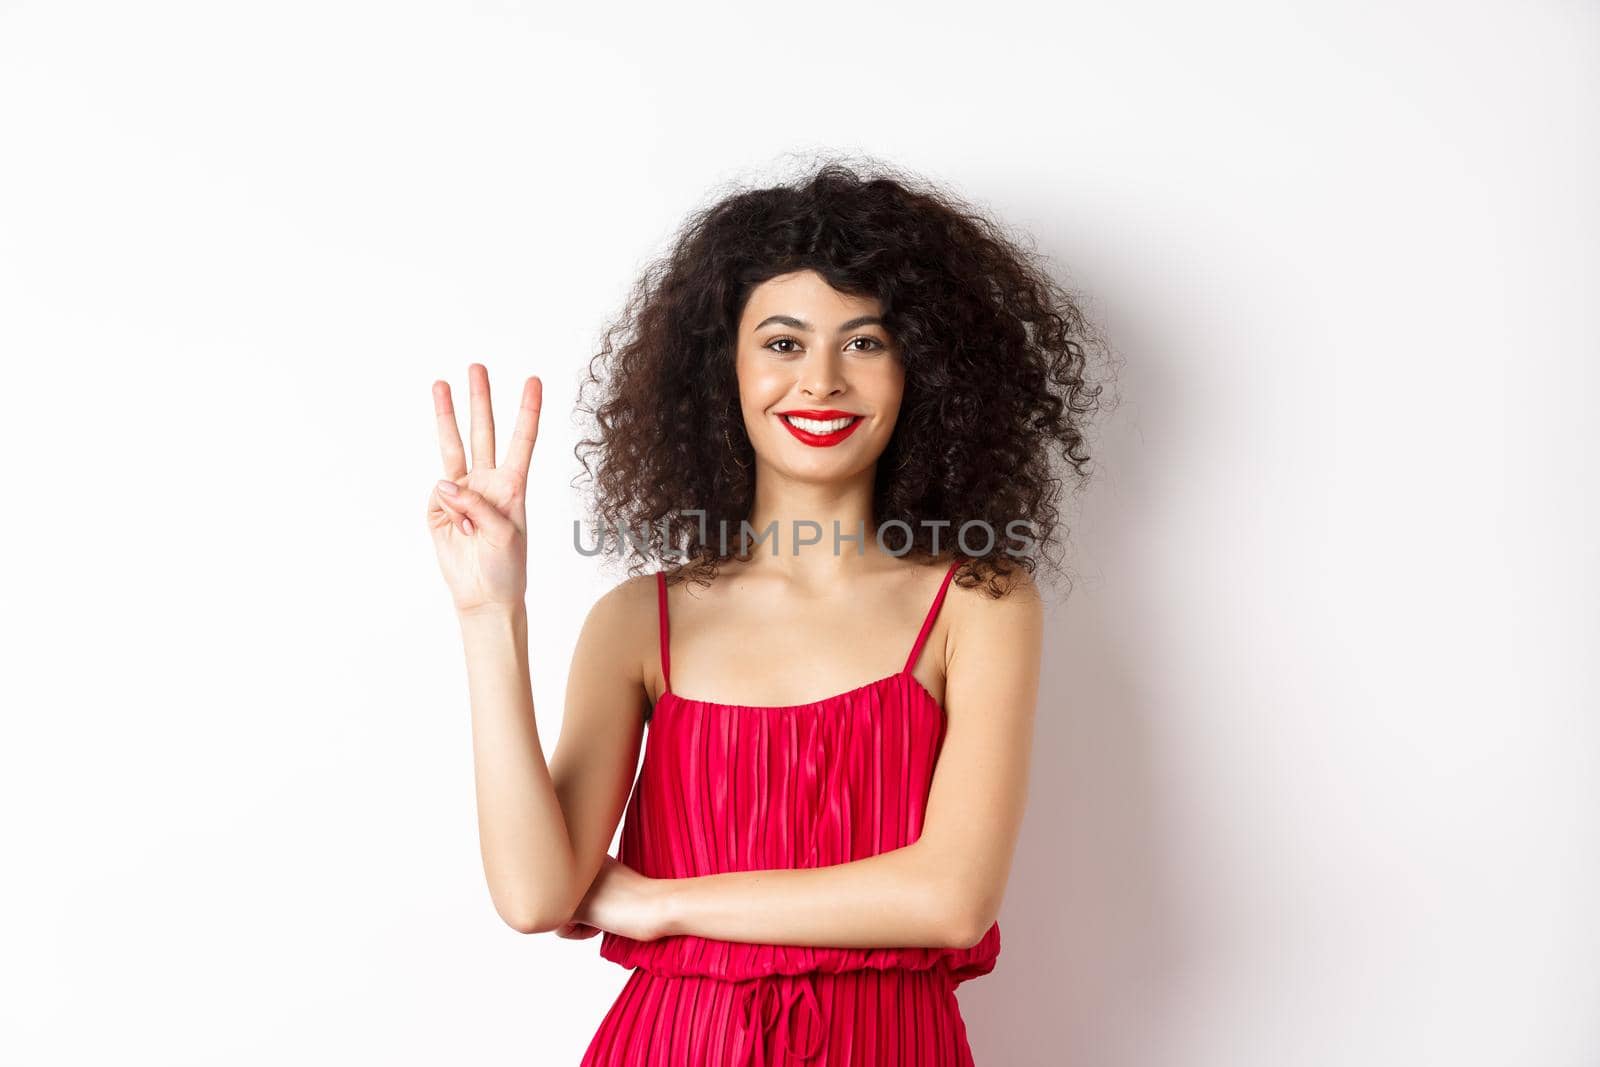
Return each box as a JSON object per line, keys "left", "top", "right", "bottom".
{"left": 469, "top": 363, "right": 496, "bottom": 470}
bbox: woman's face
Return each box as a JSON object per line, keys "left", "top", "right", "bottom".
{"left": 733, "top": 269, "right": 905, "bottom": 483}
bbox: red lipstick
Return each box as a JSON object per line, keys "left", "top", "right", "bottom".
{"left": 776, "top": 409, "right": 865, "bottom": 448}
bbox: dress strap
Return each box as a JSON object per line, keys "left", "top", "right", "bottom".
{"left": 656, "top": 571, "right": 672, "bottom": 695}
{"left": 903, "top": 555, "right": 965, "bottom": 675}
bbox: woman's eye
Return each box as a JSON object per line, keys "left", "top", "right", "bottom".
{"left": 765, "top": 336, "right": 884, "bottom": 354}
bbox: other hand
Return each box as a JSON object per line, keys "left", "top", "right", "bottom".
{"left": 568, "top": 855, "right": 672, "bottom": 943}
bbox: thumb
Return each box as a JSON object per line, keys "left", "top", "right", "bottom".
{"left": 434, "top": 481, "right": 516, "bottom": 544}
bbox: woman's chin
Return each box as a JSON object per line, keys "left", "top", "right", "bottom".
{"left": 763, "top": 452, "right": 880, "bottom": 487}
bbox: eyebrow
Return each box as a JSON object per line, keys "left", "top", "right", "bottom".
{"left": 753, "top": 314, "right": 886, "bottom": 333}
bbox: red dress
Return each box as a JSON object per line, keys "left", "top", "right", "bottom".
{"left": 581, "top": 557, "right": 1001, "bottom": 1066}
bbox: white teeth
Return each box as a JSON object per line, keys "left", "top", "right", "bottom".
{"left": 784, "top": 415, "right": 856, "bottom": 433}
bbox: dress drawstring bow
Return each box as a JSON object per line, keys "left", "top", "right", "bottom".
{"left": 736, "top": 972, "right": 827, "bottom": 1066}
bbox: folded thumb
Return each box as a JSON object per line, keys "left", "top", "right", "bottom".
{"left": 437, "top": 483, "right": 514, "bottom": 542}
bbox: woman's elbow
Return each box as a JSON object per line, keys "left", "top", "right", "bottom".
{"left": 493, "top": 883, "right": 580, "bottom": 935}
{"left": 919, "top": 853, "right": 995, "bottom": 949}
{"left": 940, "top": 905, "right": 992, "bottom": 950}
{"left": 500, "top": 900, "right": 570, "bottom": 935}
{"left": 936, "top": 882, "right": 999, "bottom": 949}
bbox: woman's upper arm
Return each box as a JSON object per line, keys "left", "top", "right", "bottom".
{"left": 916, "top": 566, "right": 1044, "bottom": 943}
{"left": 547, "top": 575, "right": 652, "bottom": 910}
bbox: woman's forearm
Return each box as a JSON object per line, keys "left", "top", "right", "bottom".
{"left": 654, "top": 842, "right": 979, "bottom": 950}
{"left": 458, "top": 603, "right": 577, "bottom": 932}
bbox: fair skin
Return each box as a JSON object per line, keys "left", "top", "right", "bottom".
{"left": 426, "top": 269, "right": 1042, "bottom": 951}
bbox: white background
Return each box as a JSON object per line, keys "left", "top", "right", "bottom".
{"left": 1, "top": 2, "right": 1595, "bottom": 1064}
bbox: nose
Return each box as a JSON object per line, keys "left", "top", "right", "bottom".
{"left": 798, "top": 350, "right": 846, "bottom": 401}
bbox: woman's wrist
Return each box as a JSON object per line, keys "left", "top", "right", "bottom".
{"left": 456, "top": 600, "right": 527, "bottom": 625}
{"left": 455, "top": 601, "right": 529, "bottom": 660}
{"left": 649, "top": 875, "right": 681, "bottom": 940}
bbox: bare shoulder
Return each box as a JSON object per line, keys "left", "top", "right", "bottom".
{"left": 584, "top": 568, "right": 659, "bottom": 627}
{"left": 572, "top": 569, "right": 664, "bottom": 697}
{"left": 943, "top": 560, "right": 1045, "bottom": 672}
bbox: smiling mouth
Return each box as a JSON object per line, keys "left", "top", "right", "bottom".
{"left": 776, "top": 412, "right": 865, "bottom": 447}
{"left": 781, "top": 413, "right": 861, "bottom": 434}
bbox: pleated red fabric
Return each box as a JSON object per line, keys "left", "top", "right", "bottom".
{"left": 581, "top": 557, "right": 1001, "bottom": 1066}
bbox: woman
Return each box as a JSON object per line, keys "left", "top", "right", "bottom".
{"left": 425, "top": 160, "right": 1102, "bottom": 1065}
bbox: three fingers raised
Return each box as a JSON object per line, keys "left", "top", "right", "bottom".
{"left": 432, "top": 367, "right": 541, "bottom": 480}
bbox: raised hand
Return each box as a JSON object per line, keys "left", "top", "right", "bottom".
{"left": 427, "top": 364, "right": 542, "bottom": 616}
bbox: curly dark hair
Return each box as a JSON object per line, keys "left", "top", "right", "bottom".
{"left": 572, "top": 155, "right": 1112, "bottom": 597}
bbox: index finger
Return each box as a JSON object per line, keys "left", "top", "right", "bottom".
{"left": 432, "top": 380, "right": 468, "bottom": 479}
{"left": 503, "top": 376, "right": 542, "bottom": 479}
